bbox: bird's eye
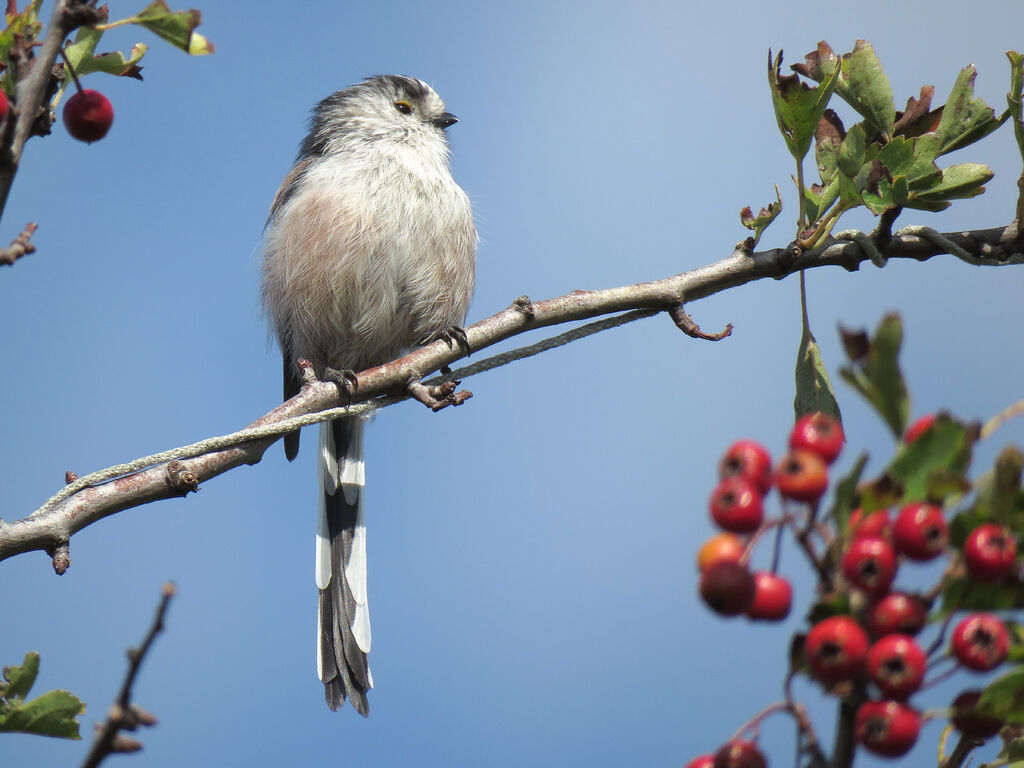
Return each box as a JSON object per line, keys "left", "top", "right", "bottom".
{"left": 394, "top": 100, "right": 413, "bottom": 115}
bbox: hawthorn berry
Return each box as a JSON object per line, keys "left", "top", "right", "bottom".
{"left": 63, "top": 89, "right": 114, "bottom": 143}
{"left": 951, "top": 690, "right": 1003, "bottom": 739}
{"left": 904, "top": 414, "right": 936, "bottom": 444}
{"left": 867, "top": 634, "right": 926, "bottom": 698}
{"left": 719, "top": 440, "right": 773, "bottom": 494}
{"left": 952, "top": 613, "right": 1010, "bottom": 671}
{"left": 746, "top": 571, "right": 792, "bottom": 621}
{"left": 697, "top": 533, "right": 745, "bottom": 572}
{"left": 848, "top": 508, "right": 892, "bottom": 540}
{"left": 0, "top": 90, "right": 8, "bottom": 123}
{"left": 713, "top": 740, "right": 766, "bottom": 768}
{"left": 963, "top": 523, "right": 1018, "bottom": 582}
{"left": 867, "top": 593, "right": 927, "bottom": 638}
{"left": 855, "top": 699, "right": 921, "bottom": 757}
{"left": 841, "top": 537, "right": 898, "bottom": 596}
{"left": 775, "top": 449, "right": 828, "bottom": 503}
{"left": 709, "top": 477, "right": 764, "bottom": 534}
{"left": 699, "top": 561, "right": 756, "bottom": 617}
{"left": 805, "top": 615, "right": 869, "bottom": 684}
{"left": 790, "top": 411, "right": 844, "bottom": 464}
{"left": 893, "top": 502, "right": 947, "bottom": 561}
{"left": 684, "top": 756, "right": 715, "bottom": 768}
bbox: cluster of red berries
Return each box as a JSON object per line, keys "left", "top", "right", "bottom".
{"left": 698, "top": 412, "right": 843, "bottom": 623}
{"left": 691, "top": 412, "right": 1021, "bottom": 763}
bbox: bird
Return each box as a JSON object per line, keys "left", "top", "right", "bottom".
{"left": 260, "top": 75, "right": 476, "bottom": 715}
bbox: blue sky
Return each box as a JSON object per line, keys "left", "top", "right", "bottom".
{"left": 3, "top": 1, "right": 1024, "bottom": 766}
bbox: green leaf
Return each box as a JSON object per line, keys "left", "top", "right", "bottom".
{"left": 994, "top": 445, "right": 1024, "bottom": 525}
{"left": 838, "top": 313, "right": 909, "bottom": 438}
{"left": 768, "top": 49, "right": 839, "bottom": 162}
{"left": 939, "top": 575, "right": 1024, "bottom": 615}
{"left": 980, "top": 668, "right": 1024, "bottom": 724}
{"left": 2, "top": 652, "right": 39, "bottom": 699}
{"left": 838, "top": 40, "right": 896, "bottom": 141}
{"left": 837, "top": 123, "right": 867, "bottom": 178}
{"left": 739, "top": 185, "right": 782, "bottom": 246}
{"left": 794, "top": 325, "right": 840, "bottom": 421}
{"left": 935, "top": 65, "right": 1003, "bottom": 156}
{"left": 0, "top": 689, "right": 83, "bottom": 738}
{"left": 124, "top": 1, "right": 214, "bottom": 55}
{"left": 828, "top": 453, "right": 869, "bottom": 532}
{"left": 0, "top": 653, "right": 83, "bottom": 739}
{"left": 887, "top": 414, "right": 975, "bottom": 503}
{"left": 912, "top": 163, "right": 993, "bottom": 205}
{"left": 1006, "top": 51, "right": 1024, "bottom": 164}
{"left": 62, "top": 27, "right": 146, "bottom": 84}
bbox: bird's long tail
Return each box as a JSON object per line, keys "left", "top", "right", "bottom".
{"left": 316, "top": 416, "right": 372, "bottom": 715}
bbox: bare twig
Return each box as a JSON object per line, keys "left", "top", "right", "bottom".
{"left": 0, "top": 220, "right": 36, "bottom": 265}
{"left": 0, "top": 224, "right": 1022, "bottom": 566}
{"left": 80, "top": 582, "right": 175, "bottom": 768}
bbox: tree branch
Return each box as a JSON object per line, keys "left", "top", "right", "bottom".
{"left": 80, "top": 582, "right": 174, "bottom": 768}
{"left": 0, "top": 223, "right": 1021, "bottom": 568}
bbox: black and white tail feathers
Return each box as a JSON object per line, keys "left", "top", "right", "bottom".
{"left": 316, "top": 417, "right": 372, "bottom": 715}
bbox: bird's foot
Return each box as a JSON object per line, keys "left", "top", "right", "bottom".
{"left": 323, "top": 366, "right": 359, "bottom": 400}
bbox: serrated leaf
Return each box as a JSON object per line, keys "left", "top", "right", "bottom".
{"left": 0, "top": 689, "right": 83, "bottom": 738}
{"left": 838, "top": 314, "right": 909, "bottom": 438}
{"left": 2, "top": 652, "right": 39, "bottom": 700}
{"left": 838, "top": 40, "right": 896, "bottom": 141}
{"left": 935, "top": 65, "right": 1002, "bottom": 156}
{"left": 125, "top": 1, "right": 214, "bottom": 55}
{"left": 739, "top": 185, "right": 782, "bottom": 246}
{"left": 814, "top": 109, "right": 844, "bottom": 184}
{"left": 913, "top": 163, "right": 993, "bottom": 204}
{"left": 794, "top": 326, "right": 840, "bottom": 421}
{"left": 837, "top": 123, "right": 867, "bottom": 178}
{"left": 768, "top": 49, "right": 839, "bottom": 162}
{"left": 887, "top": 414, "right": 975, "bottom": 503}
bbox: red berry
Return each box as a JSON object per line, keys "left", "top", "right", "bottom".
{"left": 867, "top": 635, "right": 926, "bottom": 698}
{"left": 699, "top": 561, "right": 756, "bottom": 617}
{"left": 713, "top": 740, "right": 766, "bottom": 768}
{"left": 805, "top": 615, "right": 869, "bottom": 684}
{"left": 684, "top": 756, "right": 716, "bottom": 768}
{"left": 719, "top": 440, "right": 773, "bottom": 494}
{"left": 697, "top": 533, "right": 745, "bottom": 572}
{"left": 709, "top": 477, "right": 764, "bottom": 534}
{"left": 893, "top": 502, "right": 948, "bottom": 561}
{"left": 0, "top": 90, "right": 8, "bottom": 123}
{"left": 775, "top": 449, "right": 828, "bottom": 503}
{"left": 904, "top": 414, "right": 936, "bottom": 444}
{"left": 63, "top": 89, "right": 114, "bottom": 143}
{"left": 867, "top": 593, "right": 927, "bottom": 638}
{"left": 952, "top": 613, "right": 1010, "bottom": 671}
{"left": 746, "top": 571, "right": 793, "bottom": 621}
{"left": 855, "top": 700, "right": 921, "bottom": 757}
{"left": 790, "top": 411, "right": 844, "bottom": 464}
{"left": 848, "top": 508, "right": 892, "bottom": 540}
{"left": 964, "top": 523, "right": 1018, "bottom": 582}
{"left": 951, "top": 690, "right": 1003, "bottom": 739}
{"left": 841, "top": 537, "right": 898, "bottom": 596}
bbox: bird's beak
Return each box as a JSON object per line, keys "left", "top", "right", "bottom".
{"left": 432, "top": 112, "right": 459, "bottom": 129}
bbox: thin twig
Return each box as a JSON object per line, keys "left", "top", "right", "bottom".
{"left": 80, "top": 582, "right": 175, "bottom": 768}
{"left": 0, "top": 220, "right": 36, "bottom": 265}
{"left": 940, "top": 733, "right": 985, "bottom": 768}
